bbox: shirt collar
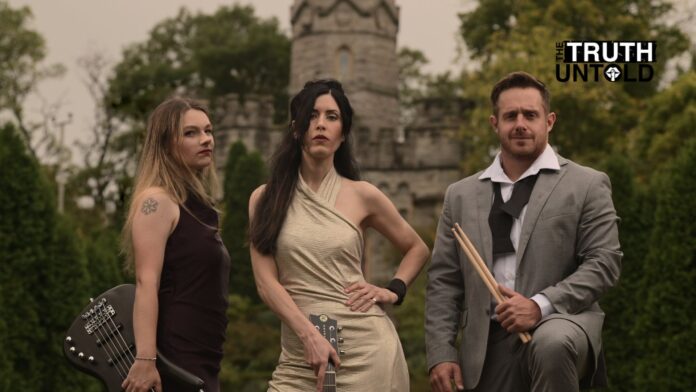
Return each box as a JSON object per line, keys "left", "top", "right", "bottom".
{"left": 479, "top": 144, "right": 560, "bottom": 184}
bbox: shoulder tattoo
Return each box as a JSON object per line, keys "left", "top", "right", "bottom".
{"left": 141, "top": 198, "right": 159, "bottom": 215}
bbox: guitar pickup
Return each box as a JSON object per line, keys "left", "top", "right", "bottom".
{"left": 95, "top": 322, "right": 125, "bottom": 347}
{"left": 106, "top": 344, "right": 135, "bottom": 367}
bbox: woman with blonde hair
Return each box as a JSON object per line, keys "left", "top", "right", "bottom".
{"left": 249, "top": 79, "right": 429, "bottom": 391}
{"left": 121, "top": 97, "right": 230, "bottom": 392}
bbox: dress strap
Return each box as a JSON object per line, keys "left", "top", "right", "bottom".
{"left": 317, "top": 167, "right": 341, "bottom": 207}
{"left": 298, "top": 167, "right": 342, "bottom": 207}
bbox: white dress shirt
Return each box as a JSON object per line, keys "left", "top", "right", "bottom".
{"left": 478, "top": 144, "right": 560, "bottom": 319}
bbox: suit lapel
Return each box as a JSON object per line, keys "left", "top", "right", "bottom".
{"left": 476, "top": 178, "right": 494, "bottom": 269}
{"left": 516, "top": 155, "right": 569, "bottom": 267}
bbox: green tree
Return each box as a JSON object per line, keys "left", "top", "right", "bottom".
{"left": 632, "top": 138, "right": 696, "bottom": 391}
{"left": 0, "top": 123, "right": 98, "bottom": 391}
{"left": 598, "top": 155, "right": 653, "bottom": 392}
{"left": 222, "top": 141, "right": 267, "bottom": 301}
{"left": 460, "top": 0, "right": 687, "bottom": 97}
{"left": 86, "top": 5, "right": 288, "bottom": 231}
{"left": 456, "top": 0, "right": 689, "bottom": 173}
{"left": 599, "top": 74, "right": 696, "bottom": 390}
{"left": 220, "top": 295, "right": 280, "bottom": 391}
{"left": 629, "top": 71, "right": 696, "bottom": 181}
{"left": 393, "top": 227, "right": 435, "bottom": 392}
{"left": 107, "top": 5, "right": 290, "bottom": 124}
{"left": 0, "top": 0, "right": 64, "bottom": 159}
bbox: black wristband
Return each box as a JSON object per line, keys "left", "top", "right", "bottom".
{"left": 386, "top": 278, "right": 407, "bottom": 306}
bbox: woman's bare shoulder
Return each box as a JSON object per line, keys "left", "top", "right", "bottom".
{"left": 250, "top": 184, "right": 267, "bottom": 202}
{"left": 132, "top": 187, "right": 178, "bottom": 213}
{"left": 341, "top": 179, "right": 385, "bottom": 204}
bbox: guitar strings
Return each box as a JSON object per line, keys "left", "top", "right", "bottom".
{"left": 106, "top": 312, "right": 156, "bottom": 392}
{"left": 105, "top": 314, "right": 135, "bottom": 371}
{"left": 93, "top": 308, "right": 129, "bottom": 380}
{"left": 94, "top": 328, "right": 128, "bottom": 382}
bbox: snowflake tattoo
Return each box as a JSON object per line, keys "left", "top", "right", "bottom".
{"left": 141, "top": 198, "right": 158, "bottom": 215}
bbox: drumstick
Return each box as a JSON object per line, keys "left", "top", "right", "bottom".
{"left": 452, "top": 223, "right": 532, "bottom": 343}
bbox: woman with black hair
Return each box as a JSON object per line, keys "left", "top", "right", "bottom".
{"left": 249, "top": 79, "right": 429, "bottom": 391}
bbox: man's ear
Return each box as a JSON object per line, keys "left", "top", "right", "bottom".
{"left": 546, "top": 112, "right": 557, "bottom": 133}
{"left": 489, "top": 114, "right": 498, "bottom": 133}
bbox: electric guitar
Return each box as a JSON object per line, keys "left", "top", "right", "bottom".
{"left": 309, "top": 313, "right": 342, "bottom": 392}
{"left": 63, "top": 284, "right": 205, "bottom": 392}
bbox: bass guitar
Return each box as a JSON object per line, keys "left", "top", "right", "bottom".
{"left": 63, "top": 284, "right": 205, "bottom": 392}
{"left": 309, "top": 313, "right": 343, "bottom": 392}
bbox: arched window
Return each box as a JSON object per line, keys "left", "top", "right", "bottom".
{"left": 336, "top": 46, "right": 353, "bottom": 81}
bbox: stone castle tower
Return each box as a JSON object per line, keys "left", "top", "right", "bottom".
{"left": 215, "top": 0, "right": 466, "bottom": 281}
{"left": 290, "top": 0, "right": 400, "bottom": 145}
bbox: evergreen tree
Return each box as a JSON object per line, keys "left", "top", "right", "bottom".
{"left": 221, "top": 141, "right": 267, "bottom": 301}
{"left": 632, "top": 138, "right": 696, "bottom": 391}
{"left": 598, "top": 155, "right": 653, "bottom": 392}
{"left": 0, "top": 122, "right": 51, "bottom": 389}
{"left": 38, "top": 215, "right": 101, "bottom": 391}
{"left": 83, "top": 228, "right": 126, "bottom": 294}
{"left": 0, "top": 123, "right": 98, "bottom": 391}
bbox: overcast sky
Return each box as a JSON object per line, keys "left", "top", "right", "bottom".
{"left": 7, "top": 0, "right": 695, "bottom": 163}
{"left": 7, "top": 0, "right": 471, "bottom": 160}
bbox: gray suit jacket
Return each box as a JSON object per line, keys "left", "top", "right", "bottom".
{"left": 425, "top": 155, "right": 622, "bottom": 389}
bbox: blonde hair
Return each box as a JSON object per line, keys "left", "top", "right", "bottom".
{"left": 122, "top": 97, "right": 220, "bottom": 272}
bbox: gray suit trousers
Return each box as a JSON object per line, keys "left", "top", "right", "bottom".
{"left": 471, "top": 319, "right": 589, "bottom": 392}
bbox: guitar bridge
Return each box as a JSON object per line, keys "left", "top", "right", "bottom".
{"left": 83, "top": 298, "right": 116, "bottom": 335}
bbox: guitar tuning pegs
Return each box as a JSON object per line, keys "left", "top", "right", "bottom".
{"left": 65, "top": 336, "right": 73, "bottom": 345}
{"left": 338, "top": 337, "right": 344, "bottom": 344}
{"left": 337, "top": 326, "right": 343, "bottom": 332}
{"left": 69, "top": 347, "right": 76, "bottom": 354}
{"left": 339, "top": 350, "right": 345, "bottom": 355}
{"left": 88, "top": 356, "right": 95, "bottom": 363}
{"left": 78, "top": 352, "right": 85, "bottom": 360}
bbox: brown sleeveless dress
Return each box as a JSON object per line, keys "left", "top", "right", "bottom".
{"left": 157, "top": 195, "right": 230, "bottom": 392}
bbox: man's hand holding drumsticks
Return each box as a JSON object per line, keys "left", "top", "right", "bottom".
{"left": 451, "top": 223, "right": 533, "bottom": 343}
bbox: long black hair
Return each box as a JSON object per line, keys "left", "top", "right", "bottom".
{"left": 250, "top": 79, "right": 360, "bottom": 255}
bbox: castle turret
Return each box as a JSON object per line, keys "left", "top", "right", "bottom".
{"left": 290, "top": 0, "right": 400, "bottom": 166}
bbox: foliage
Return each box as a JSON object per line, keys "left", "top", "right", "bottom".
{"left": 0, "top": 0, "right": 64, "bottom": 159}
{"left": 456, "top": 0, "right": 689, "bottom": 173}
{"left": 68, "top": 52, "right": 129, "bottom": 218}
{"left": 222, "top": 141, "right": 267, "bottom": 301}
{"left": 460, "top": 0, "right": 688, "bottom": 96}
{"left": 597, "top": 155, "right": 653, "bottom": 392}
{"left": 632, "top": 138, "right": 696, "bottom": 391}
{"left": 392, "top": 227, "right": 435, "bottom": 392}
{"left": 220, "top": 295, "right": 280, "bottom": 391}
{"left": 628, "top": 71, "right": 696, "bottom": 181}
{"left": 394, "top": 272, "right": 430, "bottom": 391}
{"left": 0, "top": 123, "right": 99, "bottom": 391}
{"left": 398, "top": 48, "right": 430, "bottom": 113}
{"left": 106, "top": 5, "right": 290, "bottom": 125}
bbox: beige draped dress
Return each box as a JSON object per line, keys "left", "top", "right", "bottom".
{"left": 267, "top": 168, "right": 409, "bottom": 391}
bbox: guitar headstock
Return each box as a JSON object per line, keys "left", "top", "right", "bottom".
{"left": 309, "top": 313, "right": 340, "bottom": 353}
{"left": 309, "top": 313, "right": 341, "bottom": 391}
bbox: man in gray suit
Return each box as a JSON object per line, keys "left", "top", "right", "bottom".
{"left": 425, "top": 71, "right": 622, "bottom": 392}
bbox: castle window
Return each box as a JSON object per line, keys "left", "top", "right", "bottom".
{"left": 336, "top": 46, "right": 353, "bottom": 81}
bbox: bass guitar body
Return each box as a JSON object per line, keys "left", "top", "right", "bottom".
{"left": 63, "top": 284, "right": 205, "bottom": 392}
